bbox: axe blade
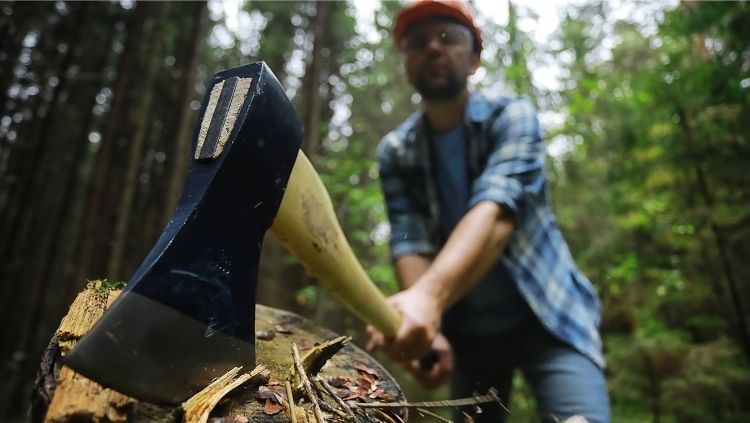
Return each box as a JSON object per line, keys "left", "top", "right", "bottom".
{"left": 65, "top": 62, "right": 302, "bottom": 404}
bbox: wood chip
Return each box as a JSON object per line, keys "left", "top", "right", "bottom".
{"left": 354, "top": 389, "right": 505, "bottom": 410}
{"left": 290, "top": 336, "right": 350, "bottom": 390}
{"left": 285, "top": 379, "right": 298, "bottom": 423}
{"left": 292, "top": 343, "right": 325, "bottom": 423}
{"left": 182, "top": 365, "right": 265, "bottom": 423}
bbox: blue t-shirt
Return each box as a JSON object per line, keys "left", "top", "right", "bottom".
{"left": 431, "top": 125, "right": 531, "bottom": 335}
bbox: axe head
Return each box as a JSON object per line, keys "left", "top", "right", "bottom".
{"left": 65, "top": 62, "right": 302, "bottom": 404}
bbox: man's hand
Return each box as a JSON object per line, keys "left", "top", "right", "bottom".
{"left": 405, "top": 333, "right": 454, "bottom": 388}
{"left": 366, "top": 284, "right": 442, "bottom": 362}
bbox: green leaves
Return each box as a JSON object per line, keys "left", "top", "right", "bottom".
{"left": 549, "top": 2, "right": 750, "bottom": 420}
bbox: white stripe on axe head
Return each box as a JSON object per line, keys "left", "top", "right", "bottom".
{"left": 194, "top": 76, "right": 252, "bottom": 160}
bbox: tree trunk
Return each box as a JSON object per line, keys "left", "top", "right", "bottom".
{"left": 161, "top": 2, "right": 208, "bottom": 226}
{"left": 0, "top": 1, "right": 86, "bottom": 349}
{"left": 107, "top": 2, "right": 170, "bottom": 280}
{"left": 74, "top": 3, "right": 147, "bottom": 284}
{"left": 300, "top": 0, "right": 330, "bottom": 156}
{"left": 273, "top": 0, "right": 333, "bottom": 316}
{"left": 23, "top": 4, "right": 119, "bottom": 392}
{"left": 676, "top": 106, "right": 750, "bottom": 360}
{"left": 0, "top": 2, "right": 84, "bottom": 269}
{"left": 0, "top": 3, "right": 91, "bottom": 417}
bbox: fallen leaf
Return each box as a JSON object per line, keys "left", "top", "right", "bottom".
{"left": 343, "top": 391, "right": 366, "bottom": 401}
{"left": 369, "top": 389, "right": 396, "bottom": 401}
{"left": 259, "top": 383, "right": 286, "bottom": 405}
{"left": 255, "top": 330, "right": 275, "bottom": 341}
{"left": 356, "top": 376, "right": 373, "bottom": 391}
{"left": 335, "top": 387, "right": 352, "bottom": 398}
{"left": 359, "top": 372, "right": 378, "bottom": 387}
{"left": 248, "top": 369, "right": 271, "bottom": 386}
{"left": 354, "top": 363, "right": 379, "bottom": 378}
{"left": 355, "top": 372, "right": 379, "bottom": 396}
{"left": 369, "top": 389, "right": 396, "bottom": 402}
{"left": 264, "top": 399, "right": 284, "bottom": 415}
{"left": 258, "top": 386, "right": 275, "bottom": 400}
{"left": 275, "top": 324, "right": 294, "bottom": 334}
{"left": 328, "top": 376, "right": 350, "bottom": 388}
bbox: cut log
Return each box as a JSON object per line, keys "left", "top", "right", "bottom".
{"left": 32, "top": 285, "right": 405, "bottom": 422}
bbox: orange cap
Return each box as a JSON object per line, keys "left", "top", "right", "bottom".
{"left": 393, "top": 0, "right": 483, "bottom": 53}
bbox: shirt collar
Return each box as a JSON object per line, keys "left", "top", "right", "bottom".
{"left": 464, "top": 92, "right": 491, "bottom": 124}
{"left": 408, "top": 92, "right": 490, "bottom": 140}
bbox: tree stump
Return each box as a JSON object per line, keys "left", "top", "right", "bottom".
{"left": 32, "top": 285, "right": 405, "bottom": 422}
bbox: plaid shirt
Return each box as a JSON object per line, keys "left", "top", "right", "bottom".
{"left": 377, "top": 93, "right": 604, "bottom": 367}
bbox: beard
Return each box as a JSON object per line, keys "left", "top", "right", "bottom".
{"left": 413, "top": 68, "right": 466, "bottom": 102}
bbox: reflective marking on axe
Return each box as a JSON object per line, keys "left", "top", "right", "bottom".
{"left": 66, "top": 62, "right": 399, "bottom": 405}
{"left": 195, "top": 76, "right": 253, "bottom": 160}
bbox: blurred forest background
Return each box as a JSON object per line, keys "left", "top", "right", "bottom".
{"left": 1, "top": 0, "right": 749, "bottom": 421}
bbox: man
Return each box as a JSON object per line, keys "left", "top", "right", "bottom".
{"left": 366, "top": 1, "right": 610, "bottom": 422}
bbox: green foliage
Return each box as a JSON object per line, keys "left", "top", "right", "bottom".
{"left": 549, "top": 1, "right": 750, "bottom": 421}
{"left": 86, "top": 279, "right": 127, "bottom": 293}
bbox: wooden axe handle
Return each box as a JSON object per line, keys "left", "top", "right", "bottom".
{"left": 270, "top": 151, "right": 401, "bottom": 337}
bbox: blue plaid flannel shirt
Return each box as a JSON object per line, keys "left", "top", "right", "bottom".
{"left": 377, "top": 93, "right": 604, "bottom": 367}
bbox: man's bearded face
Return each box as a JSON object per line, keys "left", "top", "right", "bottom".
{"left": 400, "top": 19, "right": 479, "bottom": 102}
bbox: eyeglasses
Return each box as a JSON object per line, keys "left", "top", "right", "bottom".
{"left": 401, "top": 24, "right": 472, "bottom": 53}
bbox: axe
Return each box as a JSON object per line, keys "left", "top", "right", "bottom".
{"left": 65, "top": 62, "right": 400, "bottom": 404}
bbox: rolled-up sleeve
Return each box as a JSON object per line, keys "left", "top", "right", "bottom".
{"left": 468, "top": 99, "right": 545, "bottom": 220}
{"left": 377, "top": 134, "right": 437, "bottom": 259}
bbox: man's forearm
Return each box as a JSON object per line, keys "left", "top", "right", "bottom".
{"left": 412, "top": 200, "right": 514, "bottom": 312}
{"left": 394, "top": 254, "right": 432, "bottom": 289}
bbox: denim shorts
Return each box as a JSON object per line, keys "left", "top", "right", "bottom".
{"left": 448, "top": 316, "right": 610, "bottom": 423}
